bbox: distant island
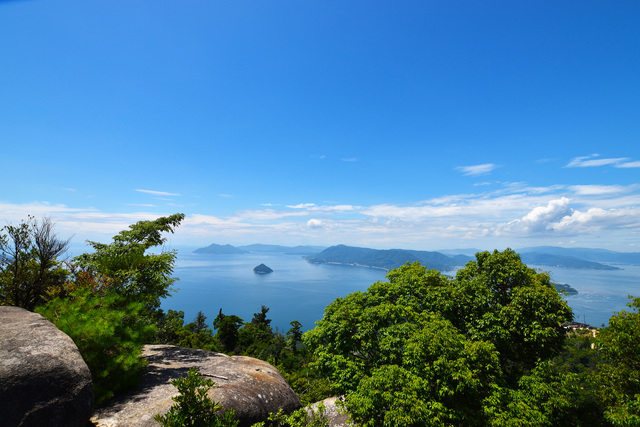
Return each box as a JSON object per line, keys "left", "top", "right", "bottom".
{"left": 253, "top": 263, "right": 273, "bottom": 274}
{"left": 553, "top": 283, "right": 579, "bottom": 295}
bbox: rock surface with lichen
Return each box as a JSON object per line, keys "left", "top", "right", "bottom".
{"left": 0, "top": 306, "right": 93, "bottom": 427}
{"left": 91, "top": 344, "right": 301, "bottom": 427}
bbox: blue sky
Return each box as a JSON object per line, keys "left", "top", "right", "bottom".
{"left": 2, "top": 1, "right": 640, "bottom": 252}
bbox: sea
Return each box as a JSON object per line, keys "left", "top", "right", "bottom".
{"left": 161, "top": 251, "right": 640, "bottom": 332}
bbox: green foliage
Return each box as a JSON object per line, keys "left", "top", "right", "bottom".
{"left": 596, "top": 296, "right": 640, "bottom": 426}
{"left": 73, "top": 213, "right": 184, "bottom": 315}
{"left": 304, "top": 249, "right": 574, "bottom": 426}
{"left": 286, "top": 321, "right": 303, "bottom": 355}
{"left": 251, "top": 403, "right": 328, "bottom": 427}
{"left": 37, "top": 285, "right": 153, "bottom": 405}
{"left": 484, "top": 361, "right": 597, "bottom": 426}
{"left": 34, "top": 214, "right": 185, "bottom": 406}
{"left": 155, "top": 309, "right": 219, "bottom": 351}
{"left": 214, "top": 311, "right": 245, "bottom": 353}
{"left": 0, "top": 216, "right": 70, "bottom": 310}
{"left": 154, "top": 367, "right": 238, "bottom": 427}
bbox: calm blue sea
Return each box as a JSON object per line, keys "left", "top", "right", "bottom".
{"left": 162, "top": 251, "right": 640, "bottom": 331}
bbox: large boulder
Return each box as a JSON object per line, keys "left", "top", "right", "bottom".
{"left": 92, "top": 344, "right": 301, "bottom": 426}
{"left": 0, "top": 306, "right": 93, "bottom": 427}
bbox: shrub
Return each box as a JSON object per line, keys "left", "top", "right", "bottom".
{"left": 154, "top": 367, "right": 238, "bottom": 427}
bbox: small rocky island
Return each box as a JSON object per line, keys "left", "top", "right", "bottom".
{"left": 253, "top": 263, "right": 273, "bottom": 274}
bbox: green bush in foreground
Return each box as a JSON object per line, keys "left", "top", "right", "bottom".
{"left": 37, "top": 286, "right": 153, "bottom": 405}
{"left": 155, "top": 367, "right": 238, "bottom": 427}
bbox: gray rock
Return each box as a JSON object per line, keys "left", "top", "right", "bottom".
{"left": 92, "top": 344, "right": 301, "bottom": 427}
{"left": 0, "top": 306, "right": 93, "bottom": 427}
{"left": 310, "top": 397, "right": 353, "bottom": 427}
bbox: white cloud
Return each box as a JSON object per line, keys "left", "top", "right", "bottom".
{"left": 126, "top": 203, "right": 157, "bottom": 207}
{"left": 4, "top": 177, "right": 640, "bottom": 251}
{"left": 566, "top": 155, "right": 629, "bottom": 168}
{"left": 287, "top": 203, "right": 316, "bottom": 209}
{"left": 341, "top": 158, "right": 358, "bottom": 162}
{"left": 569, "top": 185, "right": 629, "bottom": 196}
{"left": 503, "top": 198, "right": 574, "bottom": 234}
{"left": 307, "top": 219, "right": 324, "bottom": 229}
{"left": 617, "top": 161, "right": 640, "bottom": 168}
{"left": 233, "top": 209, "right": 309, "bottom": 221}
{"left": 135, "top": 189, "right": 180, "bottom": 197}
{"left": 456, "top": 163, "right": 498, "bottom": 176}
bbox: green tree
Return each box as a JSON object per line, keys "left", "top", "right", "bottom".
{"left": 37, "top": 282, "right": 154, "bottom": 405}
{"left": 0, "top": 216, "right": 70, "bottom": 310}
{"left": 595, "top": 296, "right": 640, "bottom": 425}
{"left": 304, "top": 250, "right": 574, "bottom": 426}
{"left": 154, "top": 367, "right": 238, "bottom": 427}
{"left": 286, "top": 320, "right": 303, "bottom": 355}
{"left": 214, "top": 310, "right": 244, "bottom": 353}
{"left": 35, "top": 214, "right": 185, "bottom": 405}
{"left": 73, "top": 213, "right": 184, "bottom": 316}
{"left": 454, "top": 249, "right": 573, "bottom": 382}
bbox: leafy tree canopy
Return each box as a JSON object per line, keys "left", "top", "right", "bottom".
{"left": 595, "top": 296, "right": 640, "bottom": 425}
{"left": 73, "top": 213, "right": 184, "bottom": 313}
{"left": 304, "top": 249, "right": 574, "bottom": 426}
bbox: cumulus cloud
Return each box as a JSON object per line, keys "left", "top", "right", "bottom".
{"left": 456, "top": 163, "right": 498, "bottom": 176}
{"left": 504, "top": 197, "right": 574, "bottom": 233}
{"left": 499, "top": 197, "right": 640, "bottom": 237}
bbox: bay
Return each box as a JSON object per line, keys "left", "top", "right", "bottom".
{"left": 536, "top": 264, "right": 640, "bottom": 328}
{"left": 163, "top": 251, "right": 386, "bottom": 332}
{"left": 162, "top": 251, "right": 640, "bottom": 332}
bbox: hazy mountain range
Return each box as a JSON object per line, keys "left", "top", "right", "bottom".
{"left": 194, "top": 243, "right": 640, "bottom": 271}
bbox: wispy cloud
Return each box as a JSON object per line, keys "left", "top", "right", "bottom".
{"left": 456, "top": 163, "right": 498, "bottom": 176}
{"left": 135, "top": 189, "right": 180, "bottom": 197}
{"left": 4, "top": 179, "right": 640, "bottom": 251}
{"left": 617, "top": 161, "right": 640, "bottom": 168}
{"left": 126, "top": 203, "right": 157, "bottom": 207}
{"left": 568, "top": 185, "right": 631, "bottom": 196}
{"left": 287, "top": 203, "right": 316, "bottom": 209}
{"left": 566, "top": 154, "right": 630, "bottom": 168}
{"left": 341, "top": 157, "right": 358, "bottom": 162}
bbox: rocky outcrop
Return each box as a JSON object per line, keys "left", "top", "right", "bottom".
{"left": 0, "top": 306, "right": 93, "bottom": 427}
{"left": 310, "top": 397, "right": 353, "bottom": 427}
{"left": 91, "top": 345, "right": 301, "bottom": 426}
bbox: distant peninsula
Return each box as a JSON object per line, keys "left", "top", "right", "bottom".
{"left": 520, "top": 253, "right": 621, "bottom": 270}
{"left": 304, "top": 244, "right": 471, "bottom": 272}
{"left": 253, "top": 263, "right": 273, "bottom": 274}
{"left": 304, "top": 245, "right": 619, "bottom": 272}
